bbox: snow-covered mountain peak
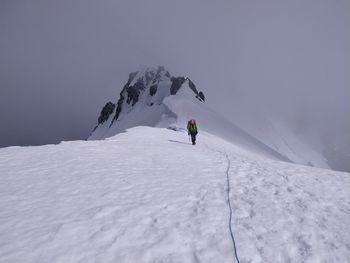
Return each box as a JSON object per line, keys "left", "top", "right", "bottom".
{"left": 123, "top": 65, "right": 204, "bottom": 106}
{"left": 89, "top": 67, "right": 332, "bottom": 169}
{"left": 89, "top": 66, "right": 206, "bottom": 140}
{"left": 89, "top": 67, "right": 294, "bottom": 164}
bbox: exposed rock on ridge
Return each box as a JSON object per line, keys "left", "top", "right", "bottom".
{"left": 93, "top": 66, "right": 205, "bottom": 132}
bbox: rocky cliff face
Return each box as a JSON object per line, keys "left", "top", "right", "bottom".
{"left": 91, "top": 66, "right": 205, "bottom": 134}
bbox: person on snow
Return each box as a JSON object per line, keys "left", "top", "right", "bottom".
{"left": 187, "top": 119, "right": 198, "bottom": 145}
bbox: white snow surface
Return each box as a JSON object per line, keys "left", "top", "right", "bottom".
{"left": 223, "top": 108, "right": 331, "bottom": 170}
{"left": 1, "top": 126, "right": 349, "bottom": 263}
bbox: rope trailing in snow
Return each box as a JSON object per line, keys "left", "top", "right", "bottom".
{"left": 225, "top": 153, "right": 241, "bottom": 263}
{"left": 202, "top": 144, "right": 241, "bottom": 263}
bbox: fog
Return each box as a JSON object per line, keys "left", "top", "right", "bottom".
{"left": 0, "top": 0, "right": 349, "bottom": 170}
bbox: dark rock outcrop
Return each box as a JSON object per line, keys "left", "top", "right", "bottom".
{"left": 98, "top": 102, "right": 116, "bottom": 124}
{"left": 112, "top": 92, "right": 124, "bottom": 125}
{"left": 170, "top": 77, "right": 186, "bottom": 95}
{"left": 187, "top": 79, "right": 205, "bottom": 101}
{"left": 169, "top": 76, "right": 205, "bottom": 101}
{"left": 188, "top": 79, "right": 198, "bottom": 94}
{"left": 126, "top": 78, "right": 145, "bottom": 106}
{"left": 198, "top": 91, "right": 205, "bottom": 101}
{"left": 111, "top": 72, "right": 147, "bottom": 125}
{"left": 150, "top": 84, "right": 157, "bottom": 96}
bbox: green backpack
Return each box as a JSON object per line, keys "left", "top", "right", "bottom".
{"left": 187, "top": 120, "right": 198, "bottom": 133}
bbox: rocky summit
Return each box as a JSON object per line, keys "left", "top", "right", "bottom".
{"left": 91, "top": 66, "right": 205, "bottom": 134}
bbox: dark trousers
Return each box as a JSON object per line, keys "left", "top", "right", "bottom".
{"left": 190, "top": 133, "right": 196, "bottom": 145}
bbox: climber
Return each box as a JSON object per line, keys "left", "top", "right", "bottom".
{"left": 187, "top": 119, "right": 198, "bottom": 145}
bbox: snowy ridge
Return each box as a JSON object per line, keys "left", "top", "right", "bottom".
{"left": 163, "top": 90, "right": 289, "bottom": 161}
{"left": 89, "top": 66, "right": 289, "bottom": 162}
{"left": 89, "top": 67, "right": 335, "bottom": 169}
{"left": 0, "top": 127, "right": 349, "bottom": 262}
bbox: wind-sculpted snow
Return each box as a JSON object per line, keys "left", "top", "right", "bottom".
{"left": 0, "top": 127, "right": 349, "bottom": 262}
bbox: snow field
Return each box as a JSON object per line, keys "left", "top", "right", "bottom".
{"left": 0, "top": 128, "right": 235, "bottom": 262}
{"left": 230, "top": 158, "right": 350, "bottom": 262}
{"left": 0, "top": 127, "right": 349, "bottom": 263}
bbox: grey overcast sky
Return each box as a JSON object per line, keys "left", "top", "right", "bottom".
{"left": 0, "top": 0, "right": 349, "bottom": 152}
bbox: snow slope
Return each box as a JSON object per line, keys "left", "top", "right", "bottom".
{"left": 222, "top": 105, "right": 331, "bottom": 170}
{"left": 88, "top": 67, "right": 288, "bottom": 162}
{"left": 1, "top": 126, "right": 349, "bottom": 263}
{"left": 88, "top": 66, "right": 333, "bottom": 170}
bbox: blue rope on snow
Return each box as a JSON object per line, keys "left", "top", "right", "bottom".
{"left": 225, "top": 154, "right": 240, "bottom": 263}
